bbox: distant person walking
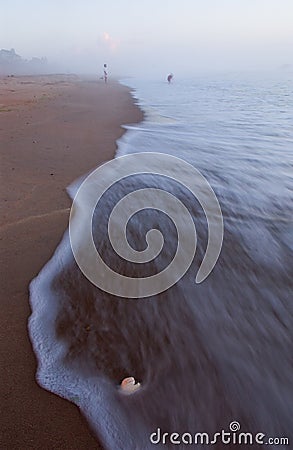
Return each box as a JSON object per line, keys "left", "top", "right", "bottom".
{"left": 167, "top": 73, "right": 173, "bottom": 83}
{"left": 103, "top": 63, "right": 108, "bottom": 83}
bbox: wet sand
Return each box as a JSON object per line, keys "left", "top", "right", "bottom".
{"left": 0, "top": 74, "right": 143, "bottom": 449}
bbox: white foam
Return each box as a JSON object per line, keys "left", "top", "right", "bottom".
{"left": 28, "top": 230, "right": 154, "bottom": 449}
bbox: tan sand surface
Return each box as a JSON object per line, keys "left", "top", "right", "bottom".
{"left": 0, "top": 74, "right": 143, "bottom": 449}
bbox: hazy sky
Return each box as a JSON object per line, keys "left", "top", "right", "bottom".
{"left": 1, "top": 0, "right": 293, "bottom": 76}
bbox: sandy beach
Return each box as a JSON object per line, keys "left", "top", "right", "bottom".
{"left": 0, "top": 74, "right": 143, "bottom": 449}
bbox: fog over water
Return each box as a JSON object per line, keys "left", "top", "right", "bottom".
{"left": 1, "top": 0, "right": 293, "bottom": 77}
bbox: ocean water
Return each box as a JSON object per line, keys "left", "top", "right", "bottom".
{"left": 29, "top": 73, "right": 293, "bottom": 449}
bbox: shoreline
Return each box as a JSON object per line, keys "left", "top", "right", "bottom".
{"left": 0, "top": 74, "right": 143, "bottom": 448}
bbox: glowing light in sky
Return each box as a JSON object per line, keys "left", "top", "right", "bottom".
{"left": 1, "top": 0, "right": 292, "bottom": 76}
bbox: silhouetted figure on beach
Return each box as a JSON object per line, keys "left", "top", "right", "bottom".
{"left": 103, "top": 63, "right": 108, "bottom": 83}
{"left": 167, "top": 73, "right": 173, "bottom": 83}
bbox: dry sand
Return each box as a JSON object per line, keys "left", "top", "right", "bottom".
{"left": 0, "top": 74, "right": 143, "bottom": 449}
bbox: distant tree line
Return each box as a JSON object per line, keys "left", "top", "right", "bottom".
{"left": 0, "top": 48, "right": 47, "bottom": 75}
